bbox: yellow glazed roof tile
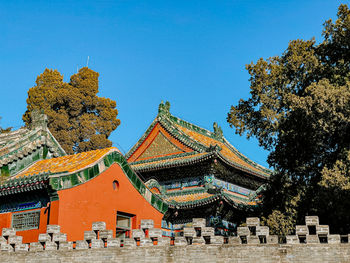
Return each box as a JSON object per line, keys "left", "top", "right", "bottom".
{"left": 164, "top": 192, "right": 213, "bottom": 203}
{"left": 175, "top": 124, "right": 266, "bottom": 175}
{"left": 164, "top": 191, "right": 256, "bottom": 206}
{"left": 15, "top": 147, "right": 118, "bottom": 178}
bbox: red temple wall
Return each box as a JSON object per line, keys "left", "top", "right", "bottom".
{"left": 0, "top": 212, "right": 11, "bottom": 231}
{"left": 15, "top": 206, "right": 50, "bottom": 243}
{"left": 0, "top": 202, "right": 58, "bottom": 244}
{"left": 0, "top": 163, "right": 163, "bottom": 243}
{"left": 56, "top": 163, "right": 164, "bottom": 241}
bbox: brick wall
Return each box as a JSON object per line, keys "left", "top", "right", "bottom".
{"left": 1, "top": 216, "right": 349, "bottom": 262}
{"left": 1, "top": 244, "right": 350, "bottom": 263}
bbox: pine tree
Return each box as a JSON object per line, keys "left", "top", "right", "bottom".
{"left": 23, "top": 67, "right": 120, "bottom": 154}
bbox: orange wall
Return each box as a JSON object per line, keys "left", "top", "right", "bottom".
{"left": 0, "top": 203, "right": 55, "bottom": 244}
{"left": 0, "top": 212, "right": 11, "bottom": 232}
{"left": 57, "top": 163, "right": 164, "bottom": 241}
{"left": 16, "top": 206, "right": 50, "bottom": 244}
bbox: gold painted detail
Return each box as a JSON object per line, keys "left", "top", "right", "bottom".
{"left": 138, "top": 132, "right": 183, "bottom": 160}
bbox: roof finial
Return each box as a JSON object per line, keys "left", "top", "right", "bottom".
{"left": 164, "top": 101, "right": 170, "bottom": 112}
{"left": 158, "top": 101, "right": 171, "bottom": 116}
{"left": 213, "top": 122, "right": 223, "bottom": 140}
{"left": 31, "top": 109, "right": 48, "bottom": 130}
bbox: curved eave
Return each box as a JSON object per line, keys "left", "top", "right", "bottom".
{"left": 213, "top": 151, "right": 270, "bottom": 180}
{"left": 131, "top": 149, "right": 269, "bottom": 182}
{"left": 222, "top": 193, "right": 257, "bottom": 211}
{"left": 166, "top": 192, "right": 255, "bottom": 211}
{"left": 131, "top": 152, "right": 214, "bottom": 172}
{"left": 222, "top": 137, "right": 271, "bottom": 175}
{"left": 166, "top": 194, "right": 220, "bottom": 209}
{"left": 0, "top": 174, "right": 50, "bottom": 196}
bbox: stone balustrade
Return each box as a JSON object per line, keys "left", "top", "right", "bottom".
{"left": 0, "top": 215, "right": 349, "bottom": 255}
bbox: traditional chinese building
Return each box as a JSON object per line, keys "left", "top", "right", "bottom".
{"left": 0, "top": 110, "right": 66, "bottom": 178}
{"left": 0, "top": 112, "right": 166, "bottom": 243}
{"left": 127, "top": 102, "right": 271, "bottom": 236}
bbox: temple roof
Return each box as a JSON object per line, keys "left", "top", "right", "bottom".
{"left": 0, "top": 111, "right": 66, "bottom": 177}
{"left": 127, "top": 101, "right": 271, "bottom": 179}
{"left": 0, "top": 113, "right": 66, "bottom": 162}
{"left": 163, "top": 191, "right": 257, "bottom": 207}
{"left": 130, "top": 152, "right": 210, "bottom": 171}
{"left": 0, "top": 126, "right": 65, "bottom": 167}
{"left": 15, "top": 147, "right": 117, "bottom": 178}
{"left": 146, "top": 177, "right": 264, "bottom": 210}
{"left": 0, "top": 147, "right": 168, "bottom": 214}
{"left": 164, "top": 192, "right": 213, "bottom": 203}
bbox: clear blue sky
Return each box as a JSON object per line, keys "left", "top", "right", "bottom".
{"left": 0, "top": 0, "right": 344, "bottom": 167}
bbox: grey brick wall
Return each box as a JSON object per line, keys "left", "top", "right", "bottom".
{"left": 1, "top": 216, "right": 349, "bottom": 262}
{"left": 1, "top": 244, "right": 350, "bottom": 263}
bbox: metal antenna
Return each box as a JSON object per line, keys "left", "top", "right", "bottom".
{"left": 86, "top": 56, "right": 90, "bottom": 67}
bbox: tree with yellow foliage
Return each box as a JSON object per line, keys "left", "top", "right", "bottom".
{"left": 23, "top": 67, "right": 120, "bottom": 154}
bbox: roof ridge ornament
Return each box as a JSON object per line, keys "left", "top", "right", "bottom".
{"left": 31, "top": 109, "right": 48, "bottom": 130}
{"left": 158, "top": 101, "right": 171, "bottom": 117}
{"left": 207, "top": 144, "right": 220, "bottom": 152}
{"left": 213, "top": 122, "right": 223, "bottom": 140}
